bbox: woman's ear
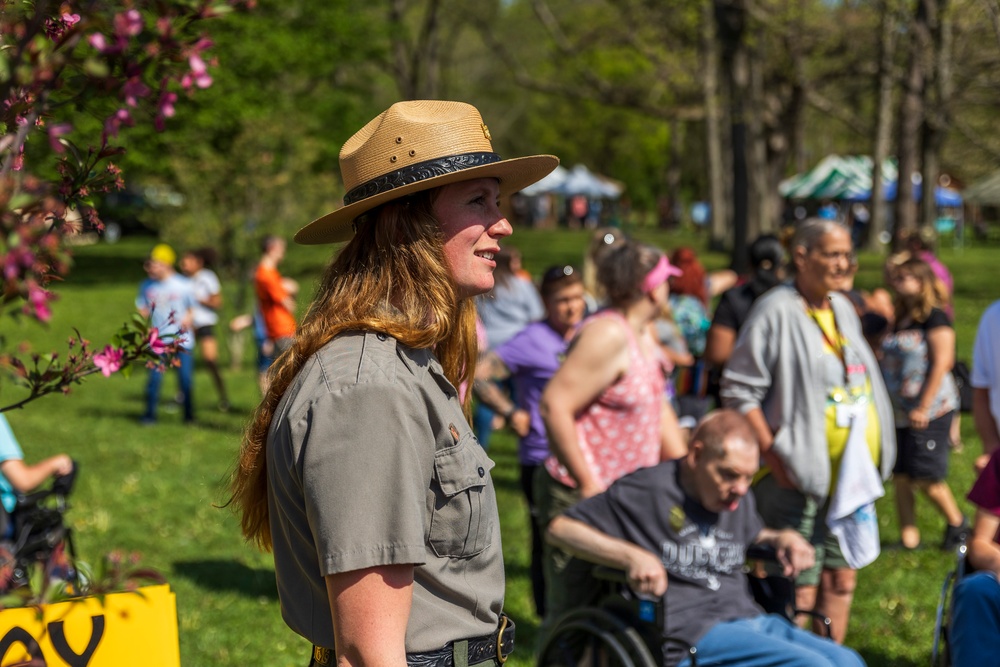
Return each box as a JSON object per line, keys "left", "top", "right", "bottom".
{"left": 792, "top": 246, "right": 807, "bottom": 272}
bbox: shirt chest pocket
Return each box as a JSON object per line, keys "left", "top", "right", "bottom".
{"left": 429, "top": 435, "right": 497, "bottom": 558}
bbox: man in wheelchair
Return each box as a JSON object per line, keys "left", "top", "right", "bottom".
{"left": 547, "top": 409, "right": 864, "bottom": 667}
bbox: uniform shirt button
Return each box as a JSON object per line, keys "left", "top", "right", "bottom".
{"left": 478, "top": 467, "right": 485, "bottom": 478}
{"left": 376, "top": 332, "right": 387, "bottom": 341}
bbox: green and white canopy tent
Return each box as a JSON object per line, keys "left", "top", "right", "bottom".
{"left": 779, "top": 155, "right": 897, "bottom": 200}
{"left": 962, "top": 170, "right": 1000, "bottom": 206}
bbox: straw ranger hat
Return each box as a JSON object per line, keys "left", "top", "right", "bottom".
{"left": 294, "top": 100, "right": 559, "bottom": 245}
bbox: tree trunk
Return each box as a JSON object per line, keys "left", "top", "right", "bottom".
{"left": 920, "top": 0, "right": 952, "bottom": 232}
{"left": 747, "top": 44, "right": 768, "bottom": 242}
{"left": 389, "top": 0, "right": 443, "bottom": 99}
{"left": 663, "top": 118, "right": 683, "bottom": 229}
{"left": 894, "top": 0, "right": 929, "bottom": 241}
{"left": 868, "top": 0, "right": 900, "bottom": 251}
{"left": 703, "top": 0, "right": 728, "bottom": 250}
{"left": 717, "top": 0, "right": 749, "bottom": 271}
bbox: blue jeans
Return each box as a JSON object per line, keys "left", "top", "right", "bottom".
{"left": 143, "top": 348, "right": 194, "bottom": 422}
{"left": 951, "top": 571, "right": 1000, "bottom": 667}
{"left": 473, "top": 402, "right": 495, "bottom": 450}
{"left": 677, "top": 614, "right": 865, "bottom": 667}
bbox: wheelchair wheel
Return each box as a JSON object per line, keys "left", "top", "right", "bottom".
{"left": 538, "top": 607, "right": 659, "bottom": 667}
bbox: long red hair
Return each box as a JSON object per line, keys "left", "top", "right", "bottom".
{"left": 668, "top": 247, "right": 707, "bottom": 306}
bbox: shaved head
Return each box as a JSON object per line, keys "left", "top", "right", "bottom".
{"left": 691, "top": 409, "right": 758, "bottom": 459}
{"left": 684, "top": 409, "right": 760, "bottom": 513}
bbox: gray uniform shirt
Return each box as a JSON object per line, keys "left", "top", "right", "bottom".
{"left": 266, "top": 331, "right": 504, "bottom": 652}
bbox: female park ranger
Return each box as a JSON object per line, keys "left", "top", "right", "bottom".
{"left": 230, "top": 100, "right": 557, "bottom": 667}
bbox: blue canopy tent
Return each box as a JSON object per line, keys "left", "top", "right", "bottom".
{"left": 869, "top": 180, "right": 963, "bottom": 207}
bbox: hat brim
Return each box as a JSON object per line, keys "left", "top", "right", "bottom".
{"left": 294, "top": 155, "right": 560, "bottom": 245}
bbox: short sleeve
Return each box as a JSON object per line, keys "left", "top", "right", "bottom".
{"left": 972, "top": 303, "right": 1000, "bottom": 389}
{"left": 967, "top": 449, "right": 1000, "bottom": 517}
{"left": 293, "top": 383, "right": 434, "bottom": 575}
{"left": 924, "top": 308, "right": 952, "bottom": 330}
{"left": 496, "top": 327, "right": 537, "bottom": 375}
{"left": 741, "top": 490, "right": 765, "bottom": 543}
{"left": 256, "top": 267, "right": 287, "bottom": 302}
{"left": 522, "top": 279, "right": 545, "bottom": 322}
{"left": 184, "top": 281, "right": 198, "bottom": 312}
{"left": 720, "top": 295, "right": 778, "bottom": 413}
{"left": 0, "top": 416, "right": 24, "bottom": 464}
{"left": 564, "top": 488, "right": 628, "bottom": 541}
{"left": 202, "top": 270, "right": 221, "bottom": 296}
{"left": 135, "top": 279, "right": 151, "bottom": 310}
{"left": 711, "top": 291, "right": 740, "bottom": 331}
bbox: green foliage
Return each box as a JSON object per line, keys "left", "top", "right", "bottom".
{"left": 12, "top": 233, "right": 994, "bottom": 665}
{"left": 112, "top": 0, "right": 396, "bottom": 267}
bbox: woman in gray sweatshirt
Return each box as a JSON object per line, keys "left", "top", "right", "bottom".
{"left": 721, "top": 218, "right": 894, "bottom": 645}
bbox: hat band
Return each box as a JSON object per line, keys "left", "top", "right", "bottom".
{"left": 344, "top": 151, "right": 502, "bottom": 206}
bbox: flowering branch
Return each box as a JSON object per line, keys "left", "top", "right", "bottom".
{"left": 0, "top": 1, "right": 252, "bottom": 406}
{"left": 0, "top": 314, "right": 183, "bottom": 413}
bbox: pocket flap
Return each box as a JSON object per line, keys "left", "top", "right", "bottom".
{"left": 434, "top": 437, "right": 495, "bottom": 496}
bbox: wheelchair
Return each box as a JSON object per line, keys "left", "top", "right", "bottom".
{"left": 537, "top": 545, "right": 831, "bottom": 667}
{"left": 536, "top": 565, "right": 673, "bottom": 667}
{"left": 931, "top": 543, "right": 971, "bottom": 667}
{"left": 0, "top": 460, "right": 79, "bottom": 592}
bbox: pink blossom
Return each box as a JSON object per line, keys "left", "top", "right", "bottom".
{"left": 191, "top": 37, "right": 214, "bottom": 54}
{"left": 44, "top": 13, "right": 81, "bottom": 40}
{"left": 93, "top": 346, "right": 124, "bottom": 377}
{"left": 182, "top": 55, "right": 213, "bottom": 89}
{"left": 122, "top": 78, "right": 151, "bottom": 107}
{"left": 147, "top": 328, "right": 168, "bottom": 355}
{"left": 25, "top": 283, "right": 52, "bottom": 322}
{"left": 158, "top": 91, "right": 177, "bottom": 118}
{"left": 47, "top": 123, "right": 72, "bottom": 153}
{"left": 88, "top": 33, "right": 108, "bottom": 52}
{"left": 103, "top": 108, "right": 134, "bottom": 139}
{"left": 114, "top": 10, "right": 144, "bottom": 38}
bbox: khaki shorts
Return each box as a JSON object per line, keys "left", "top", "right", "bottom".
{"left": 752, "top": 473, "right": 849, "bottom": 587}
{"left": 533, "top": 468, "right": 601, "bottom": 632}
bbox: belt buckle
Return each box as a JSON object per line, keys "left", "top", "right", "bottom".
{"left": 496, "top": 615, "right": 510, "bottom": 664}
{"left": 313, "top": 646, "right": 332, "bottom": 666}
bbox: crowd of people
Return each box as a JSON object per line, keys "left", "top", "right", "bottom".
{"left": 471, "top": 216, "right": 996, "bottom": 666}
{"left": 211, "top": 101, "right": 997, "bottom": 667}
{"left": 133, "top": 233, "right": 303, "bottom": 423}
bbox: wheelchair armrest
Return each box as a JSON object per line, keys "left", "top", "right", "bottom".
{"left": 592, "top": 566, "right": 630, "bottom": 584}
{"left": 745, "top": 543, "right": 778, "bottom": 562}
{"left": 51, "top": 460, "right": 77, "bottom": 497}
{"left": 13, "top": 458, "right": 77, "bottom": 510}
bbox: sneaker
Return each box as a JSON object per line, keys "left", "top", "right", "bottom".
{"left": 942, "top": 518, "right": 970, "bottom": 551}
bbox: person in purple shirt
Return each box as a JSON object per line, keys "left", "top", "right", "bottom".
{"left": 473, "top": 264, "right": 587, "bottom": 616}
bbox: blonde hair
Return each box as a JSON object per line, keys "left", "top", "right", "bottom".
{"left": 893, "top": 257, "right": 949, "bottom": 323}
{"left": 582, "top": 227, "right": 624, "bottom": 303}
{"left": 229, "top": 189, "right": 478, "bottom": 551}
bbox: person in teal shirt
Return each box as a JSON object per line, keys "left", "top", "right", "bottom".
{"left": 0, "top": 415, "right": 73, "bottom": 535}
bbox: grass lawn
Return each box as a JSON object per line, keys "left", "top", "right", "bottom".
{"left": 1, "top": 228, "right": 995, "bottom": 666}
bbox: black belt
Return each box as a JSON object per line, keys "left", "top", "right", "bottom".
{"left": 309, "top": 615, "right": 515, "bottom": 667}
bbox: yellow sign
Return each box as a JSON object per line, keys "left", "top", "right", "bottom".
{"left": 0, "top": 584, "right": 179, "bottom": 666}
